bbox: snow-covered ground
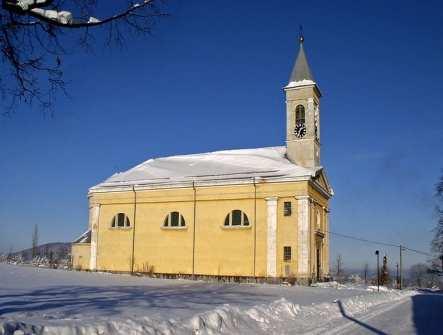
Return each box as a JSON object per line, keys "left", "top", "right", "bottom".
{"left": 0, "top": 264, "right": 438, "bottom": 335}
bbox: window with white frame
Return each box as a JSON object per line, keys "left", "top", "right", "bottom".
{"left": 111, "top": 213, "right": 131, "bottom": 228}
{"left": 224, "top": 210, "right": 249, "bottom": 227}
{"left": 164, "top": 211, "right": 186, "bottom": 228}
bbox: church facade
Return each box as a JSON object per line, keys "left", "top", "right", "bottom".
{"left": 72, "top": 37, "right": 333, "bottom": 282}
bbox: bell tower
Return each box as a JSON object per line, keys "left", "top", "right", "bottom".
{"left": 285, "top": 34, "right": 321, "bottom": 168}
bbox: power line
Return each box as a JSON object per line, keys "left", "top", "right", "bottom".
{"left": 402, "top": 246, "right": 433, "bottom": 257}
{"left": 322, "top": 229, "right": 433, "bottom": 257}
{"left": 325, "top": 230, "right": 399, "bottom": 248}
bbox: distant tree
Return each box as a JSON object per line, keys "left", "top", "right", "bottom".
{"left": 56, "top": 245, "right": 67, "bottom": 261}
{"left": 409, "top": 263, "right": 440, "bottom": 288}
{"left": 335, "top": 254, "right": 343, "bottom": 282}
{"left": 44, "top": 244, "right": 50, "bottom": 257}
{"left": 49, "top": 250, "right": 54, "bottom": 267}
{"left": 32, "top": 224, "right": 39, "bottom": 258}
{"left": 7, "top": 245, "right": 14, "bottom": 261}
{"left": 0, "top": 0, "right": 167, "bottom": 114}
{"left": 363, "top": 262, "right": 369, "bottom": 285}
{"left": 380, "top": 255, "right": 390, "bottom": 286}
{"left": 431, "top": 171, "right": 443, "bottom": 273}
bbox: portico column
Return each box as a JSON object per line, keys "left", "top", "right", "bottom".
{"left": 296, "top": 196, "right": 310, "bottom": 277}
{"left": 265, "top": 197, "right": 278, "bottom": 277}
{"left": 89, "top": 203, "right": 100, "bottom": 271}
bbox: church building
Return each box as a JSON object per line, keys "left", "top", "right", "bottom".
{"left": 72, "top": 36, "right": 333, "bottom": 282}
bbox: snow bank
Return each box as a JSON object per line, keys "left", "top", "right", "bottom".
{"left": 311, "top": 281, "right": 393, "bottom": 292}
{"left": 0, "top": 288, "right": 415, "bottom": 335}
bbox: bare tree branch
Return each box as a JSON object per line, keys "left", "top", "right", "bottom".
{"left": 1, "top": 0, "right": 167, "bottom": 115}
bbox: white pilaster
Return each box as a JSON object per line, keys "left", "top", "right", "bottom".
{"left": 297, "top": 196, "right": 310, "bottom": 276}
{"left": 324, "top": 208, "right": 329, "bottom": 276}
{"left": 266, "top": 197, "right": 278, "bottom": 277}
{"left": 89, "top": 204, "right": 100, "bottom": 271}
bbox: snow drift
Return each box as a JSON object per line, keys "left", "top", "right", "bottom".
{"left": 0, "top": 288, "right": 414, "bottom": 335}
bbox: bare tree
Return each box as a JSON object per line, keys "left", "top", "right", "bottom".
{"left": 431, "top": 171, "right": 443, "bottom": 273}
{"left": 32, "top": 224, "right": 39, "bottom": 258}
{"left": 409, "top": 263, "right": 439, "bottom": 288}
{"left": 363, "top": 262, "right": 369, "bottom": 285}
{"left": 335, "top": 254, "right": 343, "bottom": 282}
{"left": 380, "top": 255, "right": 390, "bottom": 286}
{"left": 1, "top": 0, "right": 167, "bottom": 114}
{"left": 409, "top": 263, "right": 427, "bottom": 287}
{"left": 7, "top": 245, "right": 14, "bottom": 261}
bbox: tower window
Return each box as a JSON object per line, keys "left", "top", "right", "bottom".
{"left": 283, "top": 246, "right": 292, "bottom": 261}
{"left": 284, "top": 202, "right": 292, "bottom": 216}
{"left": 295, "top": 105, "right": 305, "bottom": 124}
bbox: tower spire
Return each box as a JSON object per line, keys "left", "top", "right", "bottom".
{"left": 284, "top": 29, "right": 321, "bottom": 168}
{"left": 288, "top": 28, "right": 314, "bottom": 85}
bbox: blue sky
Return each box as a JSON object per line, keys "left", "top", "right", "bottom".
{"left": 1, "top": 0, "right": 442, "bottom": 269}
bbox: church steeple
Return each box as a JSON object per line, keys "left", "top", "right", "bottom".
{"left": 288, "top": 34, "right": 315, "bottom": 84}
{"left": 284, "top": 33, "right": 321, "bottom": 168}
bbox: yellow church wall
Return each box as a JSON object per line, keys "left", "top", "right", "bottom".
{"left": 133, "top": 200, "right": 194, "bottom": 274}
{"left": 87, "top": 180, "right": 329, "bottom": 278}
{"left": 96, "top": 202, "right": 134, "bottom": 272}
{"left": 194, "top": 197, "right": 255, "bottom": 276}
{"left": 71, "top": 243, "right": 90, "bottom": 270}
{"left": 307, "top": 182, "right": 330, "bottom": 277}
{"left": 276, "top": 197, "right": 298, "bottom": 277}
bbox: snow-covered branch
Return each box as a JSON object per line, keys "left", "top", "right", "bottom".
{"left": 5, "top": 0, "right": 159, "bottom": 28}
{"left": 0, "top": 0, "right": 167, "bottom": 114}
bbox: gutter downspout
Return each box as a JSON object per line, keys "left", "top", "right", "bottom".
{"left": 131, "top": 185, "right": 137, "bottom": 274}
{"left": 253, "top": 177, "right": 257, "bottom": 278}
{"left": 192, "top": 181, "right": 197, "bottom": 279}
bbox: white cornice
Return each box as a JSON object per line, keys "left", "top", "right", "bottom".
{"left": 88, "top": 174, "right": 315, "bottom": 195}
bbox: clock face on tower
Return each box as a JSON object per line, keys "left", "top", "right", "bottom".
{"left": 294, "top": 122, "right": 306, "bottom": 138}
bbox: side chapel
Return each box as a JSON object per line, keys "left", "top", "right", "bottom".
{"left": 72, "top": 36, "right": 333, "bottom": 281}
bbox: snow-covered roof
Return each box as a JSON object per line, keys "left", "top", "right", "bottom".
{"left": 285, "top": 79, "right": 316, "bottom": 89}
{"left": 90, "top": 146, "right": 321, "bottom": 192}
{"left": 73, "top": 230, "right": 91, "bottom": 244}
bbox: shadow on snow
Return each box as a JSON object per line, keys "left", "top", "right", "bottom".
{"left": 411, "top": 290, "right": 443, "bottom": 335}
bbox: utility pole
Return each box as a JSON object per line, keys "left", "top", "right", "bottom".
{"left": 375, "top": 250, "right": 380, "bottom": 292}
{"left": 364, "top": 263, "right": 368, "bottom": 285}
{"left": 396, "top": 263, "right": 399, "bottom": 289}
{"left": 399, "top": 245, "right": 403, "bottom": 290}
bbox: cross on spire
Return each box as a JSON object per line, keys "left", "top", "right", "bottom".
{"left": 299, "top": 25, "right": 304, "bottom": 44}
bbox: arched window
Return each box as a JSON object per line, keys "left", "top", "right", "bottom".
{"left": 224, "top": 210, "right": 249, "bottom": 227}
{"left": 111, "top": 213, "right": 131, "bottom": 228}
{"left": 164, "top": 211, "right": 186, "bottom": 227}
{"left": 295, "top": 104, "right": 305, "bottom": 124}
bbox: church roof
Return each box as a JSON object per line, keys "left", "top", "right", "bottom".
{"left": 287, "top": 38, "right": 316, "bottom": 88}
{"left": 90, "top": 146, "right": 321, "bottom": 192}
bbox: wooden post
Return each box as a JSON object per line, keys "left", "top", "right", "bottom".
{"left": 399, "top": 245, "right": 403, "bottom": 290}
